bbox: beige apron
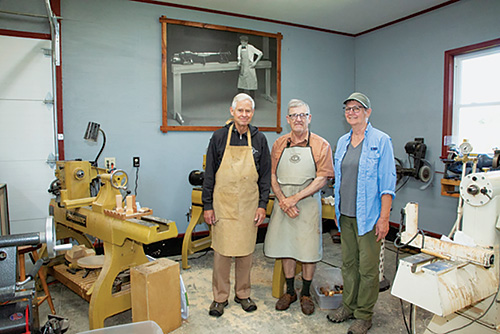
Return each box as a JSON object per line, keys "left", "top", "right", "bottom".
{"left": 212, "top": 124, "right": 260, "bottom": 257}
{"left": 264, "top": 142, "right": 322, "bottom": 262}
{"left": 238, "top": 47, "right": 258, "bottom": 90}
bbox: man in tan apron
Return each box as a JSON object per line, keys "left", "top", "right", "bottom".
{"left": 202, "top": 93, "right": 271, "bottom": 317}
{"left": 264, "top": 99, "right": 334, "bottom": 315}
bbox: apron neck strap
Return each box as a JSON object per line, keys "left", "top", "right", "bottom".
{"left": 226, "top": 124, "right": 252, "bottom": 148}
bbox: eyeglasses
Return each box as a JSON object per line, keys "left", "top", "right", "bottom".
{"left": 343, "top": 106, "right": 364, "bottom": 114}
{"left": 287, "top": 112, "right": 310, "bottom": 119}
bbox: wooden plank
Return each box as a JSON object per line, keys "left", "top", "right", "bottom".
{"left": 103, "top": 208, "right": 152, "bottom": 220}
{"left": 440, "top": 178, "right": 460, "bottom": 197}
{"left": 50, "top": 264, "right": 100, "bottom": 302}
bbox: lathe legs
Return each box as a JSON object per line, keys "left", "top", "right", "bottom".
{"left": 88, "top": 239, "right": 148, "bottom": 329}
{"left": 181, "top": 205, "right": 211, "bottom": 269}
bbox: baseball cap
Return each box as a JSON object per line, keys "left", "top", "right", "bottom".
{"left": 343, "top": 92, "right": 371, "bottom": 109}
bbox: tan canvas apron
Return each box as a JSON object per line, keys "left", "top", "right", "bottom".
{"left": 212, "top": 124, "right": 259, "bottom": 257}
{"left": 264, "top": 142, "right": 322, "bottom": 262}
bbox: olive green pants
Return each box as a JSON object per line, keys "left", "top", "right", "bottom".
{"left": 340, "top": 215, "right": 381, "bottom": 320}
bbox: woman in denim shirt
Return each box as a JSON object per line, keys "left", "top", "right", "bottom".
{"left": 328, "top": 92, "right": 396, "bottom": 334}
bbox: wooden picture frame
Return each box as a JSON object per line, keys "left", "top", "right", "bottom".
{"left": 159, "top": 16, "right": 282, "bottom": 133}
{"left": 0, "top": 184, "right": 10, "bottom": 236}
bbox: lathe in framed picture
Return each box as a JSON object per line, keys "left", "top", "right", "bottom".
{"left": 159, "top": 16, "right": 283, "bottom": 133}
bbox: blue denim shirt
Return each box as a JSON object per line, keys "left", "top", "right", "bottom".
{"left": 334, "top": 123, "right": 396, "bottom": 236}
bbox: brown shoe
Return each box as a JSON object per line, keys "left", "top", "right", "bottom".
{"left": 326, "top": 306, "right": 354, "bottom": 323}
{"left": 208, "top": 300, "right": 228, "bottom": 317}
{"left": 275, "top": 293, "right": 297, "bottom": 311}
{"left": 347, "top": 319, "right": 372, "bottom": 334}
{"left": 234, "top": 296, "right": 257, "bottom": 312}
{"left": 299, "top": 295, "right": 315, "bottom": 315}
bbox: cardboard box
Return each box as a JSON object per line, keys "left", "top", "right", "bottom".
{"left": 131, "top": 258, "right": 181, "bottom": 333}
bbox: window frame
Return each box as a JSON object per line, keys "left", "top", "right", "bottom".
{"left": 441, "top": 37, "right": 500, "bottom": 158}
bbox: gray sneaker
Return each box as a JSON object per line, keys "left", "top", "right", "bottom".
{"left": 234, "top": 296, "right": 257, "bottom": 312}
{"left": 209, "top": 300, "right": 228, "bottom": 317}
{"left": 326, "top": 306, "right": 354, "bottom": 323}
{"left": 348, "top": 319, "right": 372, "bottom": 334}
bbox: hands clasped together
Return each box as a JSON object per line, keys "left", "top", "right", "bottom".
{"left": 279, "top": 195, "right": 300, "bottom": 218}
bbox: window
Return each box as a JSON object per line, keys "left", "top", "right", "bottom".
{"left": 441, "top": 38, "right": 500, "bottom": 157}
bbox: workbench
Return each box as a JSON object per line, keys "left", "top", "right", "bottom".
{"left": 171, "top": 60, "right": 273, "bottom": 124}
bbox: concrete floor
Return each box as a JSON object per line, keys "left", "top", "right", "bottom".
{"left": 38, "top": 233, "right": 433, "bottom": 334}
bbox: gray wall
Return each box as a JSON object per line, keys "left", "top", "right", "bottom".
{"left": 60, "top": 0, "right": 353, "bottom": 234}
{"left": 2, "top": 0, "right": 499, "bottom": 235}
{"left": 0, "top": 0, "right": 49, "bottom": 33}
{"left": 354, "top": 0, "right": 500, "bottom": 234}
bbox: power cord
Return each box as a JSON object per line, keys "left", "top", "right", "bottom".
{"left": 134, "top": 166, "right": 139, "bottom": 196}
{"left": 319, "top": 259, "right": 341, "bottom": 268}
{"left": 395, "top": 154, "right": 413, "bottom": 193}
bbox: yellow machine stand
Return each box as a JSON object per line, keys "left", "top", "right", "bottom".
{"left": 47, "top": 161, "right": 178, "bottom": 329}
{"left": 181, "top": 187, "right": 336, "bottom": 298}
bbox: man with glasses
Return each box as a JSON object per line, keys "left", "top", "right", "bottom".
{"left": 264, "top": 99, "right": 334, "bottom": 315}
{"left": 327, "top": 92, "right": 396, "bottom": 334}
{"left": 203, "top": 93, "right": 271, "bottom": 317}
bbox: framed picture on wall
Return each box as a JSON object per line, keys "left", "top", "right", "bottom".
{"left": 159, "top": 16, "right": 282, "bottom": 133}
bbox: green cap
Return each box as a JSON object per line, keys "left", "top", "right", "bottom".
{"left": 343, "top": 92, "right": 371, "bottom": 109}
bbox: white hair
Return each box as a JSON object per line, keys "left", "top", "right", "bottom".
{"left": 287, "top": 99, "right": 310, "bottom": 114}
{"left": 232, "top": 93, "right": 255, "bottom": 109}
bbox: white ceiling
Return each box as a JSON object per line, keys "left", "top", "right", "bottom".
{"left": 157, "top": 0, "right": 457, "bottom": 35}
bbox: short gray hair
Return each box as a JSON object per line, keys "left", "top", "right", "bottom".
{"left": 232, "top": 93, "right": 255, "bottom": 109}
{"left": 287, "top": 99, "right": 310, "bottom": 114}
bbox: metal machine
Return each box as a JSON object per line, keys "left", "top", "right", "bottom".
{"left": 47, "top": 160, "right": 178, "bottom": 329}
{"left": 442, "top": 143, "right": 500, "bottom": 180}
{"left": 396, "top": 138, "right": 434, "bottom": 190}
{"left": 0, "top": 217, "right": 71, "bottom": 334}
{"left": 392, "top": 168, "right": 500, "bottom": 333}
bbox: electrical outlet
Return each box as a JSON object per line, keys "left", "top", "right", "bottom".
{"left": 104, "top": 157, "right": 116, "bottom": 169}
{"left": 133, "top": 156, "right": 140, "bottom": 167}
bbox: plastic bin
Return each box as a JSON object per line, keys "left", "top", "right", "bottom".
{"left": 311, "top": 267, "right": 343, "bottom": 310}
{"left": 78, "top": 321, "right": 162, "bottom": 334}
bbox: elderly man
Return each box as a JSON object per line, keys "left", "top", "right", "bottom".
{"left": 264, "top": 99, "right": 334, "bottom": 315}
{"left": 327, "top": 92, "right": 396, "bottom": 334}
{"left": 202, "top": 93, "right": 271, "bottom": 317}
